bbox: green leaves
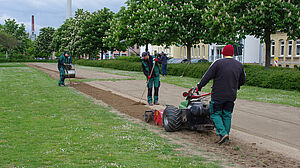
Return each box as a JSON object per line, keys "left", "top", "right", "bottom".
{"left": 35, "top": 27, "right": 55, "bottom": 58}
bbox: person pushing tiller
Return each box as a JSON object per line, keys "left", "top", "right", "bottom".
{"left": 141, "top": 52, "right": 162, "bottom": 106}
{"left": 196, "top": 44, "right": 246, "bottom": 145}
{"left": 57, "top": 51, "right": 72, "bottom": 86}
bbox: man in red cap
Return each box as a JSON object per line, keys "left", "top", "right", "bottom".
{"left": 196, "top": 44, "right": 246, "bottom": 145}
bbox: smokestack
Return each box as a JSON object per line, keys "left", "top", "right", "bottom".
{"left": 67, "top": 0, "right": 72, "bottom": 19}
{"left": 32, "top": 15, "right": 34, "bottom": 32}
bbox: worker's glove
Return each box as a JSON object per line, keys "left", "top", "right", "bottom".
{"left": 148, "top": 75, "right": 151, "bottom": 79}
{"left": 154, "top": 57, "right": 158, "bottom": 62}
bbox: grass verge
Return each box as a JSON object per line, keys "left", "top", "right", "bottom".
{"left": 76, "top": 65, "right": 300, "bottom": 107}
{"left": 0, "top": 64, "right": 219, "bottom": 167}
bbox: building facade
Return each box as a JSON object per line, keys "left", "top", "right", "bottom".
{"left": 267, "top": 32, "right": 300, "bottom": 68}
{"left": 102, "top": 44, "right": 140, "bottom": 59}
{"left": 142, "top": 44, "right": 210, "bottom": 60}
{"left": 142, "top": 35, "right": 262, "bottom": 64}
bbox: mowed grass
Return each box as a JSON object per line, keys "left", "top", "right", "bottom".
{"left": 76, "top": 65, "right": 300, "bottom": 107}
{"left": 0, "top": 64, "right": 219, "bottom": 167}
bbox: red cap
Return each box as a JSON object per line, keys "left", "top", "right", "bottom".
{"left": 222, "top": 44, "right": 234, "bottom": 56}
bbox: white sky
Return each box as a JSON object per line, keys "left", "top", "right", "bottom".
{"left": 0, "top": 0, "right": 127, "bottom": 34}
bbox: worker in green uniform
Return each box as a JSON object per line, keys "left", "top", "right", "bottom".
{"left": 141, "top": 52, "right": 162, "bottom": 106}
{"left": 57, "top": 51, "right": 72, "bottom": 86}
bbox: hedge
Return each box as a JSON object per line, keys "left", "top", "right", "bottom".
{"left": 0, "top": 59, "right": 57, "bottom": 63}
{"left": 74, "top": 59, "right": 300, "bottom": 91}
{"left": 115, "top": 56, "right": 141, "bottom": 62}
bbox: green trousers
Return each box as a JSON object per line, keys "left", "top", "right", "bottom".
{"left": 209, "top": 100, "right": 234, "bottom": 137}
{"left": 147, "top": 76, "right": 160, "bottom": 103}
{"left": 58, "top": 67, "right": 65, "bottom": 86}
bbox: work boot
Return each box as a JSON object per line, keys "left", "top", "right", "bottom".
{"left": 217, "top": 134, "right": 229, "bottom": 145}
{"left": 148, "top": 103, "right": 153, "bottom": 106}
{"left": 154, "top": 102, "right": 160, "bottom": 105}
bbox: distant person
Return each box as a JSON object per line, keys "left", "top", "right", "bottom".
{"left": 196, "top": 44, "right": 246, "bottom": 144}
{"left": 57, "top": 51, "right": 72, "bottom": 86}
{"left": 141, "top": 52, "right": 162, "bottom": 106}
{"left": 159, "top": 51, "right": 168, "bottom": 76}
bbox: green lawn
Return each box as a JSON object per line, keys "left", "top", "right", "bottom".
{"left": 76, "top": 65, "right": 300, "bottom": 107}
{"left": 0, "top": 63, "right": 219, "bottom": 167}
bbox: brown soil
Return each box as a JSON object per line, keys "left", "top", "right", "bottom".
{"left": 72, "top": 82, "right": 151, "bottom": 121}
{"left": 28, "top": 64, "right": 300, "bottom": 168}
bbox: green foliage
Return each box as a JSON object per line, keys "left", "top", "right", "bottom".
{"left": 204, "top": 0, "right": 300, "bottom": 68}
{"left": 0, "top": 59, "right": 57, "bottom": 63}
{"left": 1, "top": 19, "right": 31, "bottom": 54}
{"left": 80, "top": 8, "right": 114, "bottom": 60}
{"left": 35, "top": 27, "right": 55, "bottom": 58}
{"left": 0, "top": 31, "right": 20, "bottom": 51}
{"left": 115, "top": 56, "right": 141, "bottom": 62}
{"left": 75, "top": 59, "right": 300, "bottom": 91}
{"left": 50, "top": 9, "right": 91, "bottom": 58}
{"left": 104, "top": 7, "right": 129, "bottom": 52}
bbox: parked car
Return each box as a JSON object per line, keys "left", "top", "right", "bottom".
{"left": 190, "top": 59, "right": 209, "bottom": 63}
{"left": 167, "top": 58, "right": 188, "bottom": 64}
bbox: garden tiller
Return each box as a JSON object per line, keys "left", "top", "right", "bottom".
{"left": 144, "top": 88, "right": 214, "bottom": 132}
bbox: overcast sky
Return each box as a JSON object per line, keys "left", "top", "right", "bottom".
{"left": 0, "top": 0, "right": 127, "bottom": 34}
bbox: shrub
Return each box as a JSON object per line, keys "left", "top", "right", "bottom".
{"left": 74, "top": 59, "right": 300, "bottom": 91}
{"left": 115, "top": 56, "right": 141, "bottom": 62}
{"left": 0, "top": 59, "right": 57, "bottom": 63}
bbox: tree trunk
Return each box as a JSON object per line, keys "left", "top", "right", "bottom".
{"left": 146, "top": 44, "right": 149, "bottom": 52}
{"left": 186, "top": 44, "right": 192, "bottom": 64}
{"left": 101, "top": 51, "right": 104, "bottom": 60}
{"left": 265, "top": 30, "right": 271, "bottom": 69}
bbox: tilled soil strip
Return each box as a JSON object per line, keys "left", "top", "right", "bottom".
{"left": 28, "top": 64, "right": 300, "bottom": 168}
{"left": 72, "top": 82, "right": 151, "bottom": 121}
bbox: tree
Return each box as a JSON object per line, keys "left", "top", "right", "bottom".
{"left": 50, "top": 9, "right": 91, "bottom": 58}
{"left": 79, "top": 8, "right": 114, "bottom": 60}
{"left": 121, "top": 0, "right": 176, "bottom": 52}
{"left": 160, "top": 0, "right": 210, "bottom": 63}
{"left": 0, "top": 31, "right": 20, "bottom": 58}
{"left": 121, "top": 0, "right": 209, "bottom": 63}
{"left": 2, "top": 19, "right": 30, "bottom": 55}
{"left": 104, "top": 7, "right": 129, "bottom": 54}
{"left": 35, "top": 27, "right": 55, "bottom": 58}
{"left": 204, "top": 0, "right": 300, "bottom": 68}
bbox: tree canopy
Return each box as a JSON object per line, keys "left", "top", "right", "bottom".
{"left": 204, "top": 0, "right": 300, "bottom": 68}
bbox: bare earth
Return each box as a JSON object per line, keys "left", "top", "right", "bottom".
{"left": 27, "top": 63, "right": 300, "bottom": 168}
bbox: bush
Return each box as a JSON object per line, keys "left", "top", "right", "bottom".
{"left": 74, "top": 59, "right": 300, "bottom": 91}
{"left": 0, "top": 59, "right": 57, "bottom": 63}
{"left": 115, "top": 56, "right": 141, "bottom": 62}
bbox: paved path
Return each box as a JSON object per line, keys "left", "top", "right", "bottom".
{"left": 31, "top": 63, "right": 300, "bottom": 159}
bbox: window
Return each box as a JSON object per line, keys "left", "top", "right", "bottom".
{"left": 122, "top": 53, "right": 127, "bottom": 56}
{"left": 286, "top": 65, "right": 289, "bottom": 68}
{"left": 198, "top": 45, "right": 200, "bottom": 58}
{"left": 288, "top": 40, "right": 292, "bottom": 56}
{"left": 296, "top": 40, "right": 300, "bottom": 56}
{"left": 280, "top": 40, "right": 284, "bottom": 56}
{"left": 271, "top": 41, "right": 275, "bottom": 56}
